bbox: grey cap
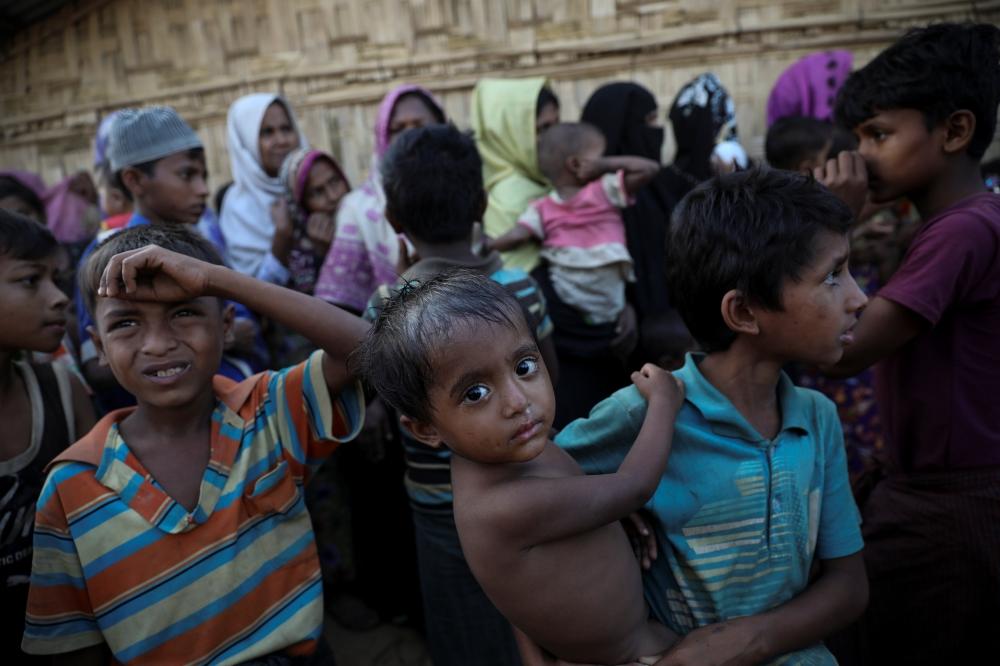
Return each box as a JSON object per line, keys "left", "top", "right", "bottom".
{"left": 108, "top": 106, "right": 203, "bottom": 172}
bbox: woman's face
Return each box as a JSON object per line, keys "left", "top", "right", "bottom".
{"left": 387, "top": 94, "right": 441, "bottom": 147}
{"left": 304, "top": 159, "right": 349, "bottom": 214}
{"left": 535, "top": 102, "right": 560, "bottom": 137}
{"left": 258, "top": 102, "right": 300, "bottom": 177}
{"left": 645, "top": 109, "right": 660, "bottom": 127}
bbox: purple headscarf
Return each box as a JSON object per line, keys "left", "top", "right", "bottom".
{"left": 767, "top": 50, "right": 854, "bottom": 127}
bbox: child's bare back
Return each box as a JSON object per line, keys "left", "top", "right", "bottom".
{"left": 453, "top": 435, "right": 677, "bottom": 664}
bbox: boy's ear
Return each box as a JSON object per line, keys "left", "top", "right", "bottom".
{"left": 398, "top": 415, "right": 444, "bottom": 449}
{"left": 88, "top": 325, "right": 110, "bottom": 367}
{"left": 120, "top": 167, "right": 147, "bottom": 199}
{"left": 942, "top": 110, "right": 976, "bottom": 155}
{"left": 719, "top": 289, "right": 760, "bottom": 336}
{"left": 220, "top": 302, "right": 236, "bottom": 347}
{"left": 565, "top": 155, "right": 582, "bottom": 176}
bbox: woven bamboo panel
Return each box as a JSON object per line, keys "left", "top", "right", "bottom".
{"left": 0, "top": 0, "right": 992, "bottom": 188}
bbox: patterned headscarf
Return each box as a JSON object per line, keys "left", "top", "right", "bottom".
{"left": 278, "top": 147, "right": 350, "bottom": 294}
{"left": 669, "top": 73, "right": 739, "bottom": 182}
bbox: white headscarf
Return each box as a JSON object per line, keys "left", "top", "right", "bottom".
{"left": 220, "top": 93, "right": 307, "bottom": 276}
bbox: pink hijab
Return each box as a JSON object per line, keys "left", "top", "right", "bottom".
{"left": 0, "top": 169, "right": 95, "bottom": 243}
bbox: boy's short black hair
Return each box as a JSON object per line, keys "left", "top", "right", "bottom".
{"left": 836, "top": 22, "right": 1000, "bottom": 159}
{"left": 666, "top": 167, "right": 853, "bottom": 352}
{"left": 765, "top": 116, "right": 836, "bottom": 171}
{"left": 0, "top": 176, "right": 46, "bottom": 222}
{"left": 537, "top": 122, "right": 604, "bottom": 183}
{"left": 79, "top": 223, "right": 223, "bottom": 317}
{"left": 0, "top": 208, "right": 58, "bottom": 261}
{"left": 381, "top": 124, "right": 485, "bottom": 243}
{"left": 354, "top": 269, "right": 526, "bottom": 423}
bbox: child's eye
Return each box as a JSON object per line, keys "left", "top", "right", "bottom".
{"left": 515, "top": 357, "right": 539, "bottom": 377}
{"left": 824, "top": 265, "right": 846, "bottom": 286}
{"left": 17, "top": 274, "right": 41, "bottom": 287}
{"left": 463, "top": 384, "right": 490, "bottom": 403}
{"left": 109, "top": 319, "right": 137, "bottom": 330}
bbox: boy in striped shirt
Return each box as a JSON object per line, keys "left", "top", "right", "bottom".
{"left": 22, "top": 224, "right": 368, "bottom": 664}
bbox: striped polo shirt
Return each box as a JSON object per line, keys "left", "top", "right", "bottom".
{"left": 557, "top": 352, "right": 863, "bottom": 665}
{"left": 365, "top": 253, "right": 553, "bottom": 513}
{"left": 22, "top": 351, "right": 363, "bottom": 664}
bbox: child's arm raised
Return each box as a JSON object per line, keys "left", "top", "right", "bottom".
{"left": 99, "top": 245, "right": 368, "bottom": 392}
{"left": 485, "top": 364, "right": 684, "bottom": 549}
{"left": 488, "top": 224, "right": 535, "bottom": 253}
{"left": 576, "top": 155, "right": 660, "bottom": 195}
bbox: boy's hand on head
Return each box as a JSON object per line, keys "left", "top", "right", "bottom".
{"left": 813, "top": 150, "right": 868, "bottom": 219}
{"left": 99, "top": 245, "right": 214, "bottom": 302}
{"left": 305, "top": 212, "right": 337, "bottom": 252}
{"left": 632, "top": 363, "right": 685, "bottom": 415}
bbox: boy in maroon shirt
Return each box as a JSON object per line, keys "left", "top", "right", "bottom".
{"left": 817, "top": 22, "right": 1000, "bottom": 665}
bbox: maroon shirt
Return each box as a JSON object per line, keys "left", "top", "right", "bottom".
{"left": 875, "top": 192, "right": 1000, "bottom": 471}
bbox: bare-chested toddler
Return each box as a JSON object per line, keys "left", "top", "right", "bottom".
{"left": 356, "top": 269, "right": 682, "bottom": 665}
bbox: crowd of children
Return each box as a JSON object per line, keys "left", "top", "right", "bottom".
{"left": 0, "top": 20, "right": 997, "bottom": 666}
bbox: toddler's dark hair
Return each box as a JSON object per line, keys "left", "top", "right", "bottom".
{"left": 537, "top": 122, "right": 604, "bottom": 184}
{"left": 0, "top": 176, "right": 46, "bottom": 222}
{"left": 0, "top": 208, "right": 58, "bottom": 261}
{"left": 666, "top": 167, "right": 853, "bottom": 352}
{"left": 835, "top": 22, "right": 1000, "bottom": 159}
{"left": 381, "top": 124, "right": 485, "bottom": 243}
{"left": 354, "top": 269, "right": 526, "bottom": 423}
{"left": 79, "top": 223, "right": 223, "bottom": 317}
{"left": 765, "top": 116, "right": 856, "bottom": 171}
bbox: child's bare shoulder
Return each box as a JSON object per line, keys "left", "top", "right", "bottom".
{"left": 457, "top": 441, "right": 582, "bottom": 518}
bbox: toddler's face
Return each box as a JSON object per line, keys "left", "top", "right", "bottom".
{"left": 409, "top": 318, "right": 554, "bottom": 465}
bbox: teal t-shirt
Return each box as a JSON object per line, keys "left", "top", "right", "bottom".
{"left": 556, "top": 352, "right": 863, "bottom": 665}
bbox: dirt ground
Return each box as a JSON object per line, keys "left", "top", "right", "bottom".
{"left": 326, "top": 615, "right": 432, "bottom": 666}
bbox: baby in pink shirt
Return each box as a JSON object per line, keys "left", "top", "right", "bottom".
{"left": 491, "top": 123, "right": 659, "bottom": 324}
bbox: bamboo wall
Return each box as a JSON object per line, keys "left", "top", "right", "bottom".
{"left": 0, "top": 0, "right": 994, "bottom": 189}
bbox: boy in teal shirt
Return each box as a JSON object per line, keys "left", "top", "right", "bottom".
{"left": 557, "top": 168, "right": 868, "bottom": 664}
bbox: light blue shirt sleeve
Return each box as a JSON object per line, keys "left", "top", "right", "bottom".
{"left": 814, "top": 396, "right": 864, "bottom": 560}
{"left": 555, "top": 384, "right": 648, "bottom": 475}
{"left": 254, "top": 251, "right": 291, "bottom": 285}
